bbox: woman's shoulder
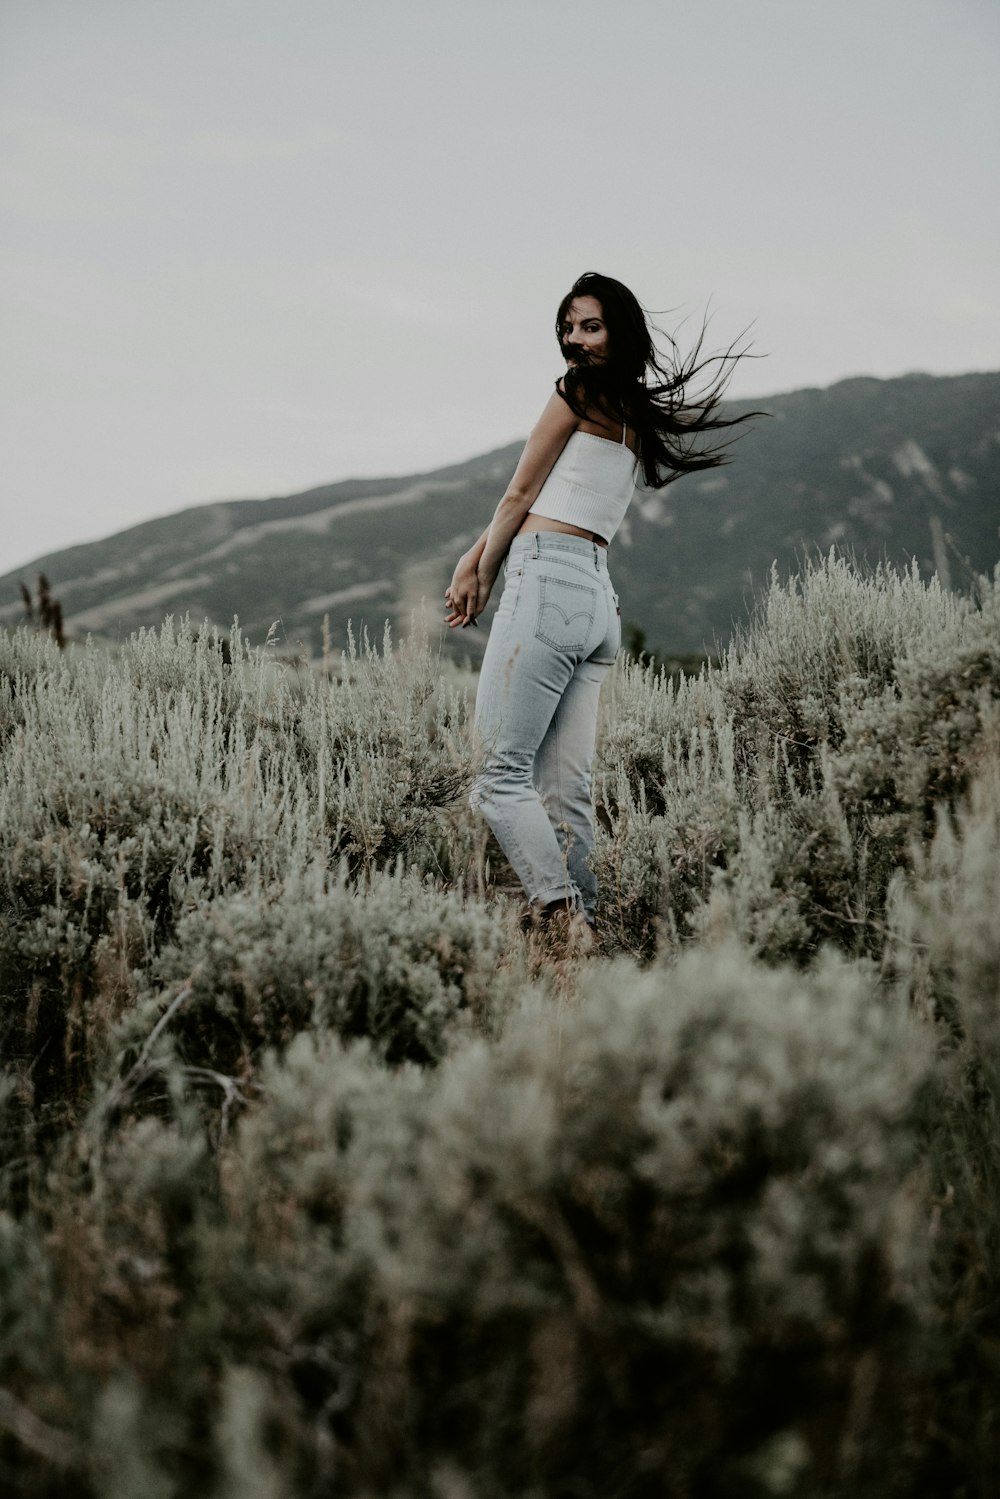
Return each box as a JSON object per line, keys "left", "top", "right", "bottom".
{"left": 535, "top": 382, "right": 579, "bottom": 436}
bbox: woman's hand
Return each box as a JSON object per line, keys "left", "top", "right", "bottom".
{"left": 444, "top": 556, "right": 485, "bottom": 629}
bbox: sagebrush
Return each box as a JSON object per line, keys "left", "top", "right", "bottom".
{"left": 1, "top": 553, "right": 999, "bottom": 1497}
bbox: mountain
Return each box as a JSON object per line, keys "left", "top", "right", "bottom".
{"left": 2, "top": 371, "right": 998, "bottom": 658}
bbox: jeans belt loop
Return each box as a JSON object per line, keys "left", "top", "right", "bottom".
{"left": 531, "top": 534, "right": 539, "bottom": 560}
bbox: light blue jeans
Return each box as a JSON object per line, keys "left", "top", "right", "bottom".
{"left": 471, "top": 532, "right": 620, "bottom": 923}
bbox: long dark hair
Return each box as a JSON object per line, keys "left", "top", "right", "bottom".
{"left": 556, "top": 271, "right": 762, "bottom": 490}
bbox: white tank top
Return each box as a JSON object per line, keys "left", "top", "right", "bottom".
{"left": 527, "top": 423, "right": 637, "bottom": 542}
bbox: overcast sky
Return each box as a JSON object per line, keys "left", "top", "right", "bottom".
{"left": 2, "top": 0, "right": 998, "bottom": 578}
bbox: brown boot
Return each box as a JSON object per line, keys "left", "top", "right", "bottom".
{"left": 529, "top": 900, "right": 598, "bottom": 957}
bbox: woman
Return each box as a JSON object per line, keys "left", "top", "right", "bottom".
{"left": 445, "top": 271, "right": 754, "bottom": 944}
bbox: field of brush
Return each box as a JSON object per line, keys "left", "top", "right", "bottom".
{"left": 2, "top": 551, "right": 999, "bottom": 1498}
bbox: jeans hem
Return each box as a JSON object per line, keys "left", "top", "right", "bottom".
{"left": 531, "top": 882, "right": 585, "bottom": 913}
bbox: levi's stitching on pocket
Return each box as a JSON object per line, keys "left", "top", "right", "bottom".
{"left": 534, "top": 574, "right": 597, "bottom": 652}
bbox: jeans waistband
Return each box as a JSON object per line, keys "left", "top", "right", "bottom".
{"left": 507, "top": 532, "right": 610, "bottom": 573}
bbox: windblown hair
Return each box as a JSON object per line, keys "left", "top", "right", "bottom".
{"left": 556, "top": 271, "right": 763, "bottom": 490}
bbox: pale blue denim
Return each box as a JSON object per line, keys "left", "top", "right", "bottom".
{"left": 471, "top": 533, "right": 620, "bottom": 922}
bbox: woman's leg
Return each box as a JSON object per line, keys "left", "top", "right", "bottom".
{"left": 471, "top": 538, "right": 617, "bottom": 919}
{"left": 472, "top": 592, "right": 589, "bottom": 914}
{"left": 472, "top": 648, "right": 588, "bottom": 912}
{"left": 532, "top": 658, "right": 608, "bottom": 925}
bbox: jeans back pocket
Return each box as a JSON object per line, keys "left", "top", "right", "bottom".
{"left": 534, "top": 574, "right": 597, "bottom": 653}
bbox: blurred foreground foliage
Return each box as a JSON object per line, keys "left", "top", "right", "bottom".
{"left": 1, "top": 551, "right": 999, "bottom": 1497}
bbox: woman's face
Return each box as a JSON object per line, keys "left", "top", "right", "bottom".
{"left": 559, "top": 295, "right": 610, "bottom": 367}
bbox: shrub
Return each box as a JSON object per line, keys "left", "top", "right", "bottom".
{"left": 720, "top": 552, "right": 972, "bottom": 775}
{"left": 3, "top": 554, "right": 1000, "bottom": 1497}
{"left": 594, "top": 558, "right": 1000, "bottom": 965}
{"left": 295, "top": 622, "right": 477, "bottom": 871}
{"left": 0, "top": 618, "right": 479, "bottom": 1151}
{"left": 833, "top": 619, "right": 1000, "bottom": 844}
{"left": 106, "top": 866, "right": 518, "bottom": 1129}
{"left": 594, "top": 657, "right": 741, "bottom": 957}
{"left": 882, "top": 754, "right": 1000, "bottom": 1490}
{"left": 0, "top": 622, "right": 296, "bottom": 1150}
{"left": 204, "top": 946, "right": 937, "bottom": 1497}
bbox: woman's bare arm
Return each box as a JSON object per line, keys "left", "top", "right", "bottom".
{"left": 478, "top": 388, "right": 576, "bottom": 562}
{"left": 445, "top": 385, "right": 578, "bottom": 627}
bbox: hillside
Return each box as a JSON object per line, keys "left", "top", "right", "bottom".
{"left": 2, "top": 370, "right": 998, "bottom": 656}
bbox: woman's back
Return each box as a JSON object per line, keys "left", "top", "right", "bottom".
{"left": 527, "top": 422, "right": 638, "bottom": 544}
